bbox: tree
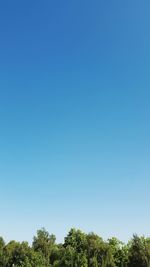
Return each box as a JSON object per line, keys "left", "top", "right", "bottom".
{"left": 63, "top": 229, "right": 88, "bottom": 267}
{"left": 108, "top": 237, "right": 128, "bottom": 267}
{"left": 128, "top": 235, "right": 149, "bottom": 267}
{"left": 32, "top": 228, "right": 56, "bottom": 265}
{"left": 0, "top": 237, "right": 5, "bottom": 267}
{"left": 64, "top": 228, "right": 87, "bottom": 253}
{"left": 87, "top": 233, "right": 115, "bottom": 267}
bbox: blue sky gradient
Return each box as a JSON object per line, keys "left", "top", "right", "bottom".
{"left": 0, "top": 0, "right": 150, "bottom": 243}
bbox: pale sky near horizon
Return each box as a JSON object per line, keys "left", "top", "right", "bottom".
{"left": 0, "top": 0, "right": 150, "bottom": 244}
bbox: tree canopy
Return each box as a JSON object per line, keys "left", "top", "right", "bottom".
{"left": 0, "top": 228, "right": 149, "bottom": 267}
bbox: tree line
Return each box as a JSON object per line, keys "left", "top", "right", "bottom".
{"left": 0, "top": 228, "right": 150, "bottom": 267}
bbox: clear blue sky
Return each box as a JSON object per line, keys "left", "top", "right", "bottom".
{"left": 0, "top": 0, "right": 150, "bottom": 243}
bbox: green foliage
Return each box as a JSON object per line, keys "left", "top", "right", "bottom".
{"left": 128, "top": 235, "right": 150, "bottom": 267}
{"left": 108, "top": 237, "right": 128, "bottom": 267}
{"left": 64, "top": 228, "right": 87, "bottom": 253}
{"left": 32, "top": 227, "right": 56, "bottom": 265}
{"left": 0, "top": 229, "right": 149, "bottom": 267}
